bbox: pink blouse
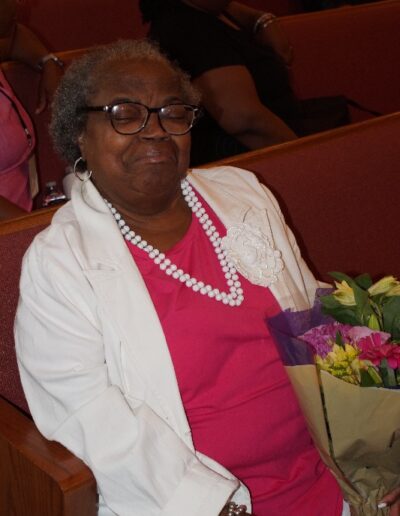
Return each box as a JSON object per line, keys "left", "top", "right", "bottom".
{"left": 127, "top": 194, "right": 342, "bottom": 516}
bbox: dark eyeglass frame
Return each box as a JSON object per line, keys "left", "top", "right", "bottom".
{"left": 79, "top": 100, "right": 202, "bottom": 136}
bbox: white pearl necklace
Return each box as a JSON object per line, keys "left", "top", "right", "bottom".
{"left": 104, "top": 179, "right": 244, "bottom": 307}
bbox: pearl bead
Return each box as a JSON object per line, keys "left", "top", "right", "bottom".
{"left": 104, "top": 179, "right": 244, "bottom": 307}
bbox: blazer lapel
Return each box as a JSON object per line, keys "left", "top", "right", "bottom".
{"left": 70, "top": 179, "right": 192, "bottom": 439}
{"left": 190, "top": 169, "right": 305, "bottom": 311}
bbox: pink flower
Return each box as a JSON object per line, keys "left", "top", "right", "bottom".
{"left": 347, "top": 326, "right": 391, "bottom": 343}
{"left": 358, "top": 333, "right": 400, "bottom": 368}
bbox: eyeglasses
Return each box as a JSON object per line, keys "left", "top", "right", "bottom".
{"left": 80, "top": 101, "right": 201, "bottom": 136}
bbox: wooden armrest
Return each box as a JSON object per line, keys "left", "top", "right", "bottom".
{"left": 0, "top": 396, "right": 97, "bottom": 515}
{"left": 0, "top": 196, "right": 26, "bottom": 221}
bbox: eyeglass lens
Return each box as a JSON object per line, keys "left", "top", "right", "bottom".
{"left": 110, "top": 103, "right": 196, "bottom": 135}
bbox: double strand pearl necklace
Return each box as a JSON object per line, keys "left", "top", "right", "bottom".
{"left": 104, "top": 179, "right": 244, "bottom": 307}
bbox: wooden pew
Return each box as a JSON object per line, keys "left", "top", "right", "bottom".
{"left": 0, "top": 196, "right": 26, "bottom": 220}
{"left": 4, "top": 2, "right": 399, "bottom": 204}
{"left": 281, "top": 0, "right": 400, "bottom": 122}
{"left": 206, "top": 111, "right": 400, "bottom": 283}
{"left": 0, "top": 207, "right": 97, "bottom": 515}
{"left": 15, "top": 0, "right": 144, "bottom": 52}
{"left": 1, "top": 108, "right": 399, "bottom": 515}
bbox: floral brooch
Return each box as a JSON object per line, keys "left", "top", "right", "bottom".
{"left": 221, "top": 223, "right": 284, "bottom": 287}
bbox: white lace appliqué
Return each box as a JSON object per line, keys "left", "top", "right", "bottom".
{"left": 221, "top": 223, "right": 284, "bottom": 287}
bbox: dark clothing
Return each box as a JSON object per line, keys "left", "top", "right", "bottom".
{"left": 148, "top": 3, "right": 301, "bottom": 165}
{"left": 302, "top": 0, "right": 380, "bottom": 11}
{"left": 148, "top": 2, "right": 349, "bottom": 165}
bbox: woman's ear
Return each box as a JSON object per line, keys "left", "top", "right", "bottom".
{"left": 77, "top": 132, "right": 86, "bottom": 160}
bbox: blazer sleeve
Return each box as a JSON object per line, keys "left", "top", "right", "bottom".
{"left": 14, "top": 234, "right": 240, "bottom": 516}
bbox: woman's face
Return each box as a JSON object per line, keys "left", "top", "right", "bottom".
{"left": 79, "top": 58, "right": 192, "bottom": 216}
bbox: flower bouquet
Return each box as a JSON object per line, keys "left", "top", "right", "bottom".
{"left": 267, "top": 273, "right": 400, "bottom": 515}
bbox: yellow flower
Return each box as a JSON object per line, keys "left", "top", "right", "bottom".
{"left": 316, "top": 343, "right": 362, "bottom": 384}
{"left": 333, "top": 281, "right": 356, "bottom": 306}
{"left": 387, "top": 283, "right": 400, "bottom": 297}
{"left": 368, "top": 276, "right": 400, "bottom": 296}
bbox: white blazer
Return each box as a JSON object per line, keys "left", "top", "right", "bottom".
{"left": 15, "top": 166, "right": 321, "bottom": 516}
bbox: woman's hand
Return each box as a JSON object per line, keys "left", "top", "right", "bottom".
{"left": 222, "top": 2, "right": 293, "bottom": 66}
{"left": 379, "top": 486, "right": 400, "bottom": 516}
{"left": 254, "top": 18, "right": 294, "bottom": 66}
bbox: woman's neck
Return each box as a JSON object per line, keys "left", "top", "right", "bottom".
{"left": 116, "top": 193, "right": 193, "bottom": 253}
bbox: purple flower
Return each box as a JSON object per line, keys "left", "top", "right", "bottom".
{"left": 299, "top": 322, "right": 353, "bottom": 357}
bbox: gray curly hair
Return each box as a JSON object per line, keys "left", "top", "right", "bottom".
{"left": 50, "top": 39, "right": 201, "bottom": 164}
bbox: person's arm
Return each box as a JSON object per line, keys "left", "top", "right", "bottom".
{"left": 193, "top": 64, "right": 297, "bottom": 149}
{"left": 6, "top": 23, "right": 62, "bottom": 113}
{"left": 15, "top": 235, "right": 241, "bottom": 515}
{"left": 222, "top": 1, "right": 293, "bottom": 66}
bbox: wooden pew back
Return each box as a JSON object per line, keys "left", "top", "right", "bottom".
{"left": 0, "top": 206, "right": 97, "bottom": 516}
{"left": 208, "top": 112, "right": 400, "bottom": 283}
{"left": 281, "top": 1, "right": 400, "bottom": 121}
{"left": 0, "top": 207, "right": 58, "bottom": 411}
{"left": 3, "top": 2, "right": 400, "bottom": 203}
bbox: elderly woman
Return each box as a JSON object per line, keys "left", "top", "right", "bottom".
{"left": 14, "top": 39, "right": 397, "bottom": 516}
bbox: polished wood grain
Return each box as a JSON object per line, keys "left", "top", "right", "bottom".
{"left": 0, "top": 196, "right": 26, "bottom": 221}
{"left": 0, "top": 397, "right": 97, "bottom": 516}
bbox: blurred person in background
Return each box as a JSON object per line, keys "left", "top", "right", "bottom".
{"left": 140, "top": 0, "right": 350, "bottom": 166}
{"left": 0, "top": 0, "right": 62, "bottom": 210}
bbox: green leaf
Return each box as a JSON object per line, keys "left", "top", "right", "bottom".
{"left": 380, "top": 360, "right": 397, "bottom": 388}
{"left": 328, "top": 271, "right": 356, "bottom": 284}
{"left": 381, "top": 296, "right": 400, "bottom": 339}
{"left": 335, "top": 331, "right": 345, "bottom": 347}
{"left": 360, "top": 368, "right": 382, "bottom": 387}
{"left": 355, "top": 274, "right": 373, "bottom": 290}
{"left": 321, "top": 304, "right": 360, "bottom": 326}
{"left": 320, "top": 294, "right": 342, "bottom": 310}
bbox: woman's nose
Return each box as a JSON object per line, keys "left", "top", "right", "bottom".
{"left": 140, "top": 111, "right": 169, "bottom": 139}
